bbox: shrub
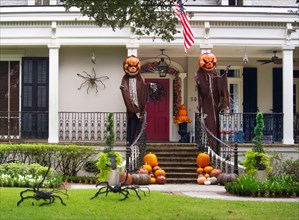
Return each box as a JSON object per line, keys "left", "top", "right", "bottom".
{"left": 225, "top": 174, "right": 299, "bottom": 197}
{"left": 0, "top": 144, "right": 95, "bottom": 176}
{"left": 0, "top": 162, "right": 63, "bottom": 188}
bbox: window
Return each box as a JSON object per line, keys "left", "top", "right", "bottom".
{"left": 229, "top": 0, "right": 243, "bottom": 6}
{"left": 35, "top": 0, "right": 50, "bottom": 5}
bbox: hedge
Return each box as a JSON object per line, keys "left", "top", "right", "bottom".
{"left": 0, "top": 144, "right": 95, "bottom": 176}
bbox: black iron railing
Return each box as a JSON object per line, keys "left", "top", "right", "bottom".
{"left": 0, "top": 111, "right": 48, "bottom": 140}
{"left": 219, "top": 112, "right": 283, "bottom": 143}
{"left": 195, "top": 113, "right": 244, "bottom": 174}
{"left": 58, "top": 112, "right": 127, "bottom": 142}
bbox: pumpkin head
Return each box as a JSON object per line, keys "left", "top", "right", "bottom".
{"left": 199, "top": 52, "right": 217, "bottom": 73}
{"left": 123, "top": 55, "right": 141, "bottom": 77}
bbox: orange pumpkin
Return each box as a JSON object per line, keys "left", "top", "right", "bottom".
{"left": 150, "top": 177, "right": 156, "bottom": 184}
{"left": 199, "top": 52, "right": 217, "bottom": 73}
{"left": 123, "top": 55, "right": 141, "bottom": 77}
{"left": 197, "top": 176, "right": 206, "bottom": 185}
{"left": 142, "top": 164, "right": 152, "bottom": 173}
{"left": 204, "top": 173, "right": 210, "bottom": 178}
{"left": 196, "top": 152, "right": 210, "bottom": 168}
{"left": 196, "top": 167, "right": 204, "bottom": 174}
{"left": 144, "top": 152, "right": 158, "bottom": 167}
{"left": 203, "top": 166, "right": 214, "bottom": 174}
{"left": 178, "top": 104, "right": 187, "bottom": 116}
{"left": 152, "top": 166, "right": 161, "bottom": 172}
{"left": 154, "top": 169, "right": 166, "bottom": 177}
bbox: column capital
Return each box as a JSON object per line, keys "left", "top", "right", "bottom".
{"left": 282, "top": 45, "right": 295, "bottom": 50}
{"left": 48, "top": 44, "right": 60, "bottom": 49}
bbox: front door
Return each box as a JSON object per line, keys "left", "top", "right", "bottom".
{"left": 145, "top": 78, "right": 169, "bottom": 141}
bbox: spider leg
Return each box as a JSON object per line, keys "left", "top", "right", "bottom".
{"left": 53, "top": 195, "right": 67, "bottom": 206}
{"left": 17, "top": 195, "right": 35, "bottom": 206}
{"left": 128, "top": 187, "right": 142, "bottom": 200}
{"left": 90, "top": 185, "right": 108, "bottom": 199}
{"left": 52, "top": 189, "right": 69, "bottom": 198}
{"left": 83, "top": 71, "right": 92, "bottom": 78}
{"left": 78, "top": 80, "right": 89, "bottom": 90}
{"left": 94, "top": 83, "right": 99, "bottom": 93}
{"left": 39, "top": 198, "right": 52, "bottom": 207}
{"left": 77, "top": 73, "right": 89, "bottom": 80}
{"left": 119, "top": 189, "right": 130, "bottom": 201}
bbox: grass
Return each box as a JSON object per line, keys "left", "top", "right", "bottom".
{"left": 0, "top": 187, "right": 298, "bottom": 220}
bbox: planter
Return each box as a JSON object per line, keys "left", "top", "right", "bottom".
{"left": 108, "top": 169, "right": 120, "bottom": 186}
{"left": 178, "top": 122, "right": 189, "bottom": 143}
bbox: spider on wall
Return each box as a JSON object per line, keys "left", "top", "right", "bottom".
{"left": 77, "top": 68, "right": 109, "bottom": 94}
{"left": 77, "top": 52, "right": 109, "bottom": 94}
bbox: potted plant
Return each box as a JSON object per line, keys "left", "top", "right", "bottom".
{"left": 96, "top": 112, "right": 123, "bottom": 182}
{"left": 242, "top": 112, "right": 271, "bottom": 176}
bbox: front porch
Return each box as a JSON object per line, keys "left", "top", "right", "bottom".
{"left": 0, "top": 111, "right": 298, "bottom": 144}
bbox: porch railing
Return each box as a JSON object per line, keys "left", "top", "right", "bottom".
{"left": 220, "top": 112, "right": 283, "bottom": 143}
{"left": 59, "top": 112, "right": 127, "bottom": 142}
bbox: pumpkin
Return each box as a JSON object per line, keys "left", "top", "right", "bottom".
{"left": 204, "top": 173, "right": 210, "bottom": 178}
{"left": 203, "top": 166, "right": 213, "bottom": 174}
{"left": 217, "top": 173, "right": 237, "bottom": 186}
{"left": 152, "top": 166, "right": 161, "bottom": 172}
{"left": 154, "top": 169, "right": 166, "bottom": 177}
{"left": 142, "top": 164, "right": 152, "bottom": 173}
{"left": 196, "top": 167, "right": 204, "bottom": 174}
{"left": 210, "top": 168, "right": 222, "bottom": 177}
{"left": 138, "top": 168, "right": 149, "bottom": 174}
{"left": 204, "top": 180, "right": 211, "bottom": 185}
{"left": 178, "top": 104, "right": 187, "bottom": 116}
{"left": 207, "top": 177, "right": 218, "bottom": 185}
{"left": 196, "top": 152, "right": 210, "bottom": 168}
{"left": 197, "top": 176, "right": 206, "bottom": 185}
{"left": 120, "top": 172, "right": 132, "bottom": 185}
{"left": 150, "top": 177, "right": 156, "bottom": 184}
{"left": 132, "top": 174, "right": 150, "bottom": 185}
{"left": 144, "top": 152, "right": 158, "bottom": 167}
{"left": 156, "top": 175, "right": 167, "bottom": 184}
{"left": 123, "top": 55, "right": 141, "bottom": 77}
{"left": 199, "top": 52, "right": 217, "bottom": 73}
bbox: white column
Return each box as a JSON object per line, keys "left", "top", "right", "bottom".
{"left": 199, "top": 44, "right": 213, "bottom": 54}
{"left": 179, "top": 73, "right": 187, "bottom": 104}
{"left": 48, "top": 45, "right": 60, "bottom": 143}
{"left": 282, "top": 47, "right": 294, "bottom": 144}
{"left": 126, "top": 44, "right": 139, "bottom": 57}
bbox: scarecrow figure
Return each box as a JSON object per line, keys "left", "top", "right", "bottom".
{"left": 195, "top": 52, "right": 230, "bottom": 153}
{"left": 120, "top": 55, "right": 149, "bottom": 145}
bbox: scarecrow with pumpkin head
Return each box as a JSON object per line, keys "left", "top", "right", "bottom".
{"left": 120, "top": 55, "right": 149, "bottom": 145}
{"left": 195, "top": 52, "right": 230, "bottom": 153}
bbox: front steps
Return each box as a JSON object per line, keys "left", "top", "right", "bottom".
{"left": 146, "top": 143, "right": 200, "bottom": 184}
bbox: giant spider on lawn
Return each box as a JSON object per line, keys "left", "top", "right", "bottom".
{"left": 90, "top": 170, "right": 150, "bottom": 201}
{"left": 17, "top": 164, "right": 68, "bottom": 207}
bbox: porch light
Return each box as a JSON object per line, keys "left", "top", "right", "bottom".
{"left": 156, "top": 49, "right": 171, "bottom": 77}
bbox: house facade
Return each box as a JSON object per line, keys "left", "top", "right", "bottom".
{"left": 0, "top": 0, "right": 298, "bottom": 145}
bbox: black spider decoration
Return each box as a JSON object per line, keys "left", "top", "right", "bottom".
{"left": 17, "top": 164, "right": 68, "bottom": 207}
{"left": 77, "top": 67, "right": 109, "bottom": 94}
{"left": 90, "top": 171, "right": 150, "bottom": 201}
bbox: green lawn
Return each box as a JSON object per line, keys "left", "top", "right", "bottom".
{"left": 0, "top": 187, "right": 298, "bottom": 220}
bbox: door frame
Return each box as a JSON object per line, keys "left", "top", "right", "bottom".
{"left": 142, "top": 73, "right": 175, "bottom": 141}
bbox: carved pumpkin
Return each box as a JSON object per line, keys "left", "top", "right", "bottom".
{"left": 123, "top": 55, "right": 141, "bottom": 77}
{"left": 199, "top": 52, "right": 217, "bottom": 73}
{"left": 144, "top": 152, "right": 158, "bottom": 167}
{"left": 196, "top": 152, "right": 210, "bottom": 168}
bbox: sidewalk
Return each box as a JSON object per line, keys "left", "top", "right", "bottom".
{"left": 69, "top": 183, "right": 299, "bottom": 202}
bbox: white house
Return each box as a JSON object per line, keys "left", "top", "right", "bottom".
{"left": 0, "top": 0, "right": 298, "bottom": 146}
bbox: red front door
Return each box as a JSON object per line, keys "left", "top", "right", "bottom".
{"left": 145, "top": 78, "right": 169, "bottom": 141}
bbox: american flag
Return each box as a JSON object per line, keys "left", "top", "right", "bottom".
{"left": 174, "top": 0, "right": 195, "bottom": 53}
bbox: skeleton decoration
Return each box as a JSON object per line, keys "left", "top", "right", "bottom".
{"left": 195, "top": 52, "right": 230, "bottom": 153}
{"left": 77, "top": 53, "right": 109, "bottom": 94}
{"left": 120, "top": 55, "right": 150, "bottom": 145}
